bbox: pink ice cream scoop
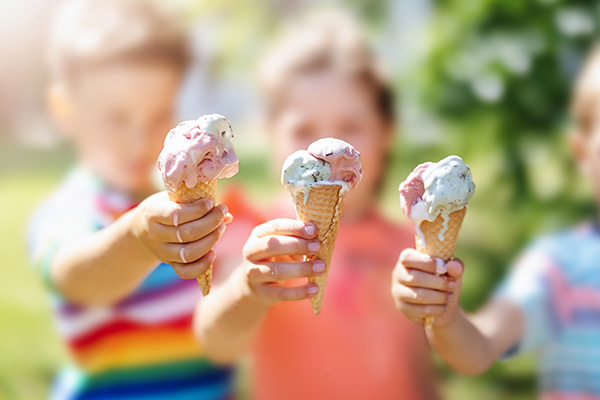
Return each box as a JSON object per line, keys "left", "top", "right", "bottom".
{"left": 398, "top": 162, "right": 433, "bottom": 217}
{"left": 158, "top": 114, "right": 239, "bottom": 191}
{"left": 307, "top": 138, "right": 363, "bottom": 188}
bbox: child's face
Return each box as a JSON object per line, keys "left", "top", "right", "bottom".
{"left": 270, "top": 71, "right": 392, "bottom": 215}
{"left": 52, "top": 61, "right": 181, "bottom": 195}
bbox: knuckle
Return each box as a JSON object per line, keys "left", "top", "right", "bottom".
{"left": 270, "top": 219, "right": 282, "bottom": 233}
{"left": 270, "top": 263, "right": 281, "bottom": 280}
{"left": 399, "top": 248, "right": 415, "bottom": 263}
{"left": 265, "top": 236, "right": 280, "bottom": 252}
{"left": 277, "top": 288, "right": 289, "bottom": 302}
{"left": 178, "top": 226, "right": 190, "bottom": 242}
{"left": 246, "top": 265, "right": 262, "bottom": 281}
{"left": 402, "top": 271, "right": 415, "bottom": 284}
{"left": 412, "top": 288, "right": 423, "bottom": 299}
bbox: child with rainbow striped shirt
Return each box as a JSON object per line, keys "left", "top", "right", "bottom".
{"left": 28, "top": 1, "right": 234, "bottom": 398}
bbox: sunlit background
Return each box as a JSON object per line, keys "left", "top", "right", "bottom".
{"left": 1, "top": 0, "right": 599, "bottom": 398}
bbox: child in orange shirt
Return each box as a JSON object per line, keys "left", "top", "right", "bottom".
{"left": 199, "top": 12, "right": 439, "bottom": 400}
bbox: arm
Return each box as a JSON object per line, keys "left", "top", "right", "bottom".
{"left": 392, "top": 249, "right": 525, "bottom": 375}
{"left": 52, "top": 192, "right": 228, "bottom": 306}
{"left": 196, "top": 218, "right": 324, "bottom": 364}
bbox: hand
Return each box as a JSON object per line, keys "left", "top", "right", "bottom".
{"left": 242, "top": 218, "right": 325, "bottom": 305}
{"left": 133, "top": 192, "right": 232, "bottom": 279}
{"left": 392, "top": 248, "right": 464, "bottom": 328}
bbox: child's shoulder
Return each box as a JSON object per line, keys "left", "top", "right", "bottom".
{"left": 28, "top": 168, "right": 99, "bottom": 239}
{"left": 526, "top": 222, "right": 599, "bottom": 271}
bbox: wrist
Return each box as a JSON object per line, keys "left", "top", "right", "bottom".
{"left": 124, "top": 208, "right": 158, "bottom": 264}
{"left": 429, "top": 307, "right": 465, "bottom": 336}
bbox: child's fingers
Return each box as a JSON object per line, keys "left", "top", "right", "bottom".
{"left": 256, "top": 282, "right": 319, "bottom": 302}
{"left": 397, "top": 269, "right": 454, "bottom": 292}
{"left": 163, "top": 223, "right": 226, "bottom": 263}
{"left": 159, "top": 207, "right": 225, "bottom": 243}
{"left": 170, "top": 250, "right": 216, "bottom": 279}
{"left": 394, "top": 285, "right": 449, "bottom": 305}
{"left": 252, "top": 219, "right": 317, "bottom": 240}
{"left": 446, "top": 259, "right": 464, "bottom": 279}
{"left": 244, "top": 235, "right": 320, "bottom": 262}
{"left": 224, "top": 213, "right": 234, "bottom": 224}
{"left": 399, "top": 249, "right": 437, "bottom": 273}
{"left": 248, "top": 260, "right": 325, "bottom": 283}
{"left": 399, "top": 303, "right": 446, "bottom": 321}
{"left": 152, "top": 197, "right": 215, "bottom": 226}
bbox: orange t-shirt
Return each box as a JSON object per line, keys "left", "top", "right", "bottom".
{"left": 215, "top": 186, "right": 438, "bottom": 400}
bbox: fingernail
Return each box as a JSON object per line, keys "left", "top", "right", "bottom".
{"left": 307, "top": 286, "right": 318, "bottom": 295}
{"left": 206, "top": 199, "right": 214, "bottom": 209}
{"left": 176, "top": 229, "right": 183, "bottom": 243}
{"left": 308, "top": 241, "right": 320, "bottom": 252}
{"left": 219, "top": 204, "right": 228, "bottom": 216}
{"left": 304, "top": 225, "right": 315, "bottom": 236}
{"left": 448, "top": 281, "right": 456, "bottom": 290}
{"left": 218, "top": 224, "right": 226, "bottom": 234}
{"left": 448, "top": 294, "right": 454, "bottom": 302}
{"left": 173, "top": 211, "right": 179, "bottom": 227}
{"left": 313, "top": 261, "right": 325, "bottom": 273}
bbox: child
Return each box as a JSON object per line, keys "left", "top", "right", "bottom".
{"left": 28, "top": 0, "right": 233, "bottom": 398}
{"left": 392, "top": 45, "right": 600, "bottom": 398}
{"left": 199, "top": 12, "right": 439, "bottom": 400}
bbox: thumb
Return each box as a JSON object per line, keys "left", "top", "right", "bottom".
{"left": 446, "top": 258, "right": 464, "bottom": 279}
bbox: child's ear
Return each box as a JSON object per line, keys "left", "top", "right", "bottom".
{"left": 568, "top": 130, "right": 590, "bottom": 175}
{"left": 46, "top": 82, "right": 74, "bottom": 138}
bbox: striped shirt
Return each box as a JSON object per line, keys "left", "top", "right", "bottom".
{"left": 496, "top": 223, "right": 600, "bottom": 400}
{"left": 28, "top": 168, "right": 233, "bottom": 400}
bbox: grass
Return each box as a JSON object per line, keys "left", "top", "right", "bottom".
{"left": 0, "top": 142, "right": 536, "bottom": 399}
{"left": 0, "top": 145, "right": 73, "bottom": 400}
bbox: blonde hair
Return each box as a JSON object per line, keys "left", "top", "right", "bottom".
{"left": 258, "top": 10, "right": 394, "bottom": 122}
{"left": 571, "top": 45, "right": 600, "bottom": 135}
{"left": 48, "top": 0, "right": 191, "bottom": 82}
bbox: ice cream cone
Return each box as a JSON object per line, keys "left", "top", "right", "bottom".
{"left": 294, "top": 184, "right": 344, "bottom": 315}
{"left": 415, "top": 207, "right": 466, "bottom": 260}
{"left": 415, "top": 207, "right": 466, "bottom": 328}
{"left": 167, "top": 180, "right": 218, "bottom": 296}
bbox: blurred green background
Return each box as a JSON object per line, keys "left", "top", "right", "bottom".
{"left": 2, "top": 0, "right": 599, "bottom": 399}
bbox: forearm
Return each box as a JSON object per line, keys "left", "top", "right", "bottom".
{"left": 426, "top": 310, "right": 496, "bottom": 375}
{"left": 195, "top": 266, "right": 269, "bottom": 364}
{"left": 51, "top": 209, "right": 157, "bottom": 306}
{"left": 426, "top": 299, "right": 523, "bottom": 375}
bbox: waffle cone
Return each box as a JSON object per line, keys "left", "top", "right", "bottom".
{"left": 415, "top": 207, "right": 467, "bottom": 261}
{"left": 415, "top": 207, "right": 466, "bottom": 328}
{"left": 294, "top": 185, "right": 344, "bottom": 314}
{"left": 167, "top": 180, "right": 218, "bottom": 296}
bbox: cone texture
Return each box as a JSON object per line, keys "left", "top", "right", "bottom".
{"left": 167, "top": 180, "right": 218, "bottom": 296}
{"left": 415, "top": 207, "right": 467, "bottom": 261}
{"left": 294, "top": 185, "right": 344, "bottom": 314}
{"left": 415, "top": 207, "right": 466, "bottom": 328}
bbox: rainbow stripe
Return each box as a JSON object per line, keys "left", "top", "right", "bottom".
{"left": 50, "top": 265, "right": 233, "bottom": 399}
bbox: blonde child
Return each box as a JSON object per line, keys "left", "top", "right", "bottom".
{"left": 28, "top": 1, "right": 233, "bottom": 398}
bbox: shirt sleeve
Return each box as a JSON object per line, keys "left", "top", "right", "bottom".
{"left": 494, "top": 242, "right": 556, "bottom": 357}
{"left": 27, "top": 193, "right": 96, "bottom": 293}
